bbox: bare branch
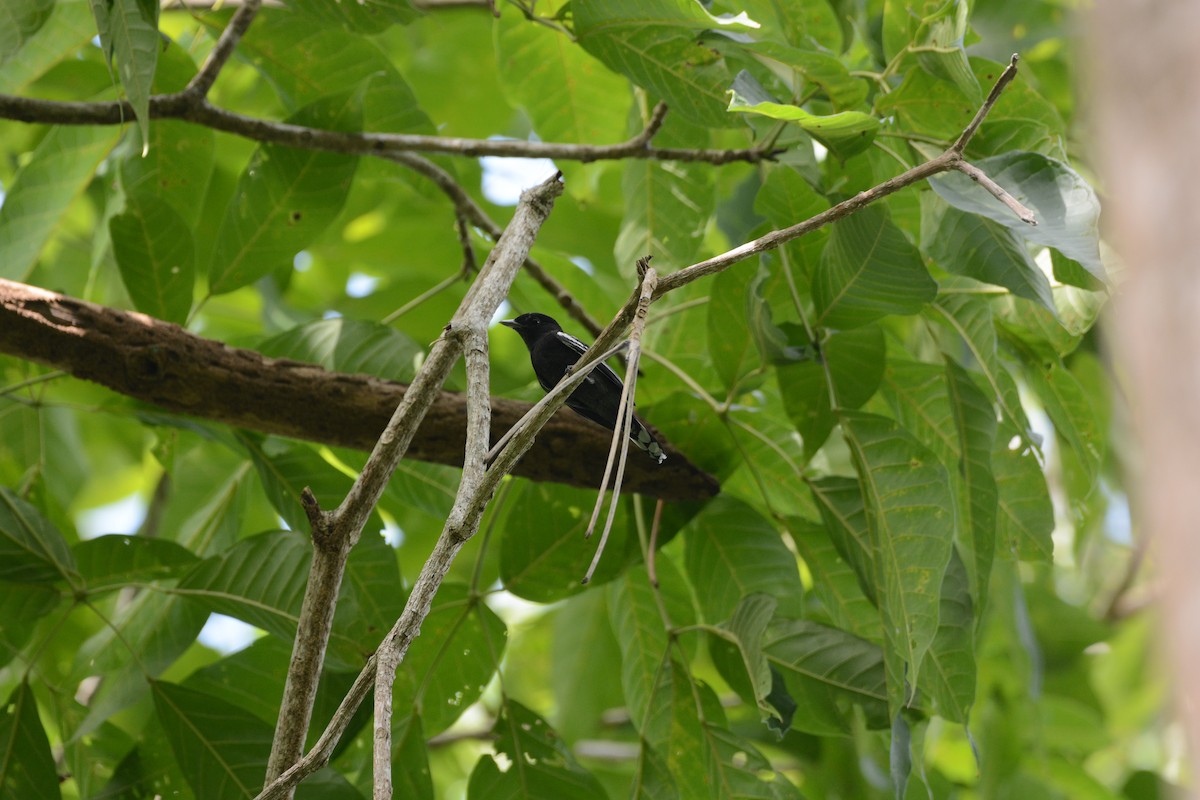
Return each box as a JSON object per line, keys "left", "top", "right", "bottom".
{"left": 953, "top": 160, "right": 1037, "bottom": 225}
{"left": 951, "top": 54, "right": 1021, "bottom": 154}
{"left": 183, "top": 0, "right": 262, "bottom": 100}
{"left": 0, "top": 93, "right": 772, "bottom": 166}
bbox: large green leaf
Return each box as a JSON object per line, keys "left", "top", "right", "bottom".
{"left": 495, "top": 6, "right": 629, "bottom": 144}
{"left": 500, "top": 483, "right": 632, "bottom": 602}
{"left": 707, "top": 262, "right": 764, "bottom": 393}
{"left": 808, "top": 476, "right": 876, "bottom": 605}
{"left": 208, "top": 93, "right": 362, "bottom": 294}
{"left": 0, "top": 583, "right": 61, "bottom": 660}
{"left": 840, "top": 411, "right": 955, "bottom": 707}
{"left": 728, "top": 71, "right": 878, "bottom": 159}
{"left": 785, "top": 516, "right": 878, "bottom": 638}
{"left": 777, "top": 323, "right": 884, "bottom": 455}
{"left": 174, "top": 530, "right": 312, "bottom": 643}
{"left": 707, "top": 593, "right": 794, "bottom": 732}
{"left": 0, "top": 680, "right": 60, "bottom": 800}
{"left": 238, "top": 436, "right": 358, "bottom": 534}
{"left": 0, "top": 125, "right": 119, "bottom": 281}
{"left": 1022, "top": 357, "right": 1104, "bottom": 488}
{"left": 682, "top": 496, "right": 804, "bottom": 623}
{"left": 152, "top": 680, "right": 272, "bottom": 799}
{"left": 259, "top": 318, "right": 424, "bottom": 383}
{"left": 0, "top": 487, "right": 77, "bottom": 585}
{"left": 945, "top": 360, "right": 999, "bottom": 612}
{"left": 813, "top": 204, "right": 937, "bottom": 329}
{"left": 551, "top": 590, "right": 625, "bottom": 742}
{"left": 613, "top": 115, "right": 714, "bottom": 275}
{"left": 110, "top": 195, "right": 196, "bottom": 324}
{"left": 0, "top": 0, "right": 94, "bottom": 94}
{"left": 930, "top": 151, "right": 1104, "bottom": 282}
{"left": 882, "top": 0, "right": 979, "bottom": 102}
{"left": 765, "top": 617, "right": 888, "bottom": 731}
{"left": 88, "top": 0, "right": 158, "bottom": 151}
{"left": 283, "top": 0, "right": 419, "bottom": 33}
{"left": 575, "top": 0, "right": 750, "bottom": 128}
{"left": 395, "top": 583, "right": 506, "bottom": 736}
{"left": 73, "top": 534, "right": 199, "bottom": 592}
{"left": 919, "top": 547, "right": 975, "bottom": 723}
{"left": 736, "top": 40, "right": 867, "bottom": 109}
{"left": 992, "top": 421, "right": 1054, "bottom": 562}
{"left": 0, "top": 0, "right": 54, "bottom": 68}
{"left": 467, "top": 701, "right": 608, "bottom": 800}
{"left": 921, "top": 192, "right": 1055, "bottom": 314}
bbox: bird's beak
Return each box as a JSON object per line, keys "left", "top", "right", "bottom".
{"left": 499, "top": 319, "right": 519, "bottom": 330}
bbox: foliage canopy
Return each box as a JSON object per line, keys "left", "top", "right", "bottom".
{"left": 0, "top": 0, "right": 1166, "bottom": 798}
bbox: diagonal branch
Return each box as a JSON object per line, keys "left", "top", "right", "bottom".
{"left": 183, "top": 0, "right": 262, "bottom": 99}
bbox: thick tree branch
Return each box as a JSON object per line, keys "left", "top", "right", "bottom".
{"left": 0, "top": 92, "right": 771, "bottom": 165}
{"left": 0, "top": 278, "right": 717, "bottom": 501}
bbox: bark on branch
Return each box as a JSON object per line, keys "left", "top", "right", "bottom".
{"left": 0, "top": 278, "right": 718, "bottom": 502}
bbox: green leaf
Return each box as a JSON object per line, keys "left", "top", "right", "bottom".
{"left": 259, "top": 318, "right": 424, "bottom": 383}
{"left": 208, "top": 92, "right": 362, "bottom": 294}
{"left": 765, "top": 617, "right": 888, "bottom": 732}
{"left": 840, "top": 411, "right": 955, "bottom": 707}
{"left": 88, "top": 0, "right": 159, "bottom": 151}
{"left": 920, "top": 547, "right": 975, "bottom": 722}
{"left": 110, "top": 196, "right": 196, "bottom": 324}
{"left": 151, "top": 680, "right": 272, "bottom": 799}
{"left": 945, "top": 360, "right": 998, "bottom": 613}
{"left": 495, "top": 6, "right": 629, "bottom": 144}
{"left": 808, "top": 476, "right": 876, "bottom": 605}
{"left": 784, "top": 516, "right": 878, "bottom": 637}
{"left": 753, "top": 166, "right": 829, "bottom": 278}
{"left": 728, "top": 71, "right": 878, "bottom": 159}
{"left": 175, "top": 530, "right": 312, "bottom": 642}
{"left": 708, "top": 593, "right": 794, "bottom": 732}
{"left": 551, "top": 591, "right": 625, "bottom": 742}
{"left": 395, "top": 583, "right": 506, "bottom": 736}
{"left": 239, "top": 436, "right": 356, "bottom": 534}
{"left": 614, "top": 116, "right": 714, "bottom": 275}
{"left": 283, "top": 0, "right": 419, "bottom": 33}
{"left": 707, "top": 262, "right": 763, "bottom": 392}
{"left": 0, "top": 583, "right": 61, "bottom": 659}
{"left": 393, "top": 715, "right": 435, "bottom": 800}
{"left": 0, "top": 680, "right": 60, "bottom": 800}
{"left": 0, "top": 487, "right": 77, "bottom": 585}
{"left": 777, "top": 324, "right": 884, "bottom": 455}
{"left": 500, "top": 483, "right": 631, "bottom": 602}
{"left": 607, "top": 561, "right": 695, "bottom": 740}
{"left": 0, "top": 0, "right": 95, "bottom": 94}
{"left": 575, "top": 0, "right": 747, "bottom": 128}
{"left": 814, "top": 204, "right": 937, "bottom": 328}
{"left": 468, "top": 701, "right": 608, "bottom": 800}
{"left": 0, "top": 0, "right": 55, "bottom": 68}
{"left": 631, "top": 740, "right": 678, "bottom": 800}
{"left": 225, "top": 11, "right": 432, "bottom": 133}
{"left": 921, "top": 192, "right": 1056, "bottom": 314}
{"left": 883, "top": 0, "right": 979, "bottom": 102}
{"left": 682, "top": 496, "right": 803, "bottom": 622}
{"left": 0, "top": 125, "right": 119, "bottom": 281}
{"left": 992, "top": 423, "right": 1054, "bottom": 562}
{"left": 737, "top": 40, "right": 867, "bottom": 109}
{"left": 929, "top": 151, "right": 1104, "bottom": 282}
{"left": 73, "top": 534, "right": 199, "bottom": 591}
{"left": 119, "top": 40, "right": 216, "bottom": 226}
{"left": 1022, "top": 358, "right": 1104, "bottom": 487}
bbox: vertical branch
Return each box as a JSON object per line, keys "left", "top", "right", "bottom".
{"left": 261, "top": 173, "right": 562, "bottom": 797}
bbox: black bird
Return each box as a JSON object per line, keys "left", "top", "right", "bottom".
{"left": 500, "top": 313, "right": 666, "bottom": 464}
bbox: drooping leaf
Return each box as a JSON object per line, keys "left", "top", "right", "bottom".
{"left": 0, "top": 125, "right": 119, "bottom": 281}
{"left": 814, "top": 204, "right": 937, "bottom": 329}
{"left": 921, "top": 192, "right": 1056, "bottom": 314}
{"left": 919, "top": 547, "right": 976, "bottom": 722}
{"left": 708, "top": 593, "right": 795, "bottom": 732}
{"left": 930, "top": 151, "right": 1104, "bottom": 283}
{"left": 728, "top": 70, "right": 878, "bottom": 159}
{"left": 89, "top": 0, "right": 159, "bottom": 151}
{"left": 840, "top": 411, "right": 955, "bottom": 708}
{"left": 0, "top": 680, "right": 60, "bottom": 800}
{"left": 0, "top": 487, "right": 78, "bottom": 585}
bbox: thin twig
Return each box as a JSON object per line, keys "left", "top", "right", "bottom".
{"left": 583, "top": 263, "right": 657, "bottom": 584}
{"left": 953, "top": 161, "right": 1037, "bottom": 225}
{"left": 647, "top": 498, "right": 665, "bottom": 588}
{"left": 183, "top": 0, "right": 262, "bottom": 100}
{"left": 952, "top": 54, "right": 1021, "bottom": 154}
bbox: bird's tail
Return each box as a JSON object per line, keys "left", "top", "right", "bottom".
{"left": 630, "top": 417, "right": 667, "bottom": 464}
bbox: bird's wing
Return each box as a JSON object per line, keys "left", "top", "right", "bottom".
{"left": 554, "top": 331, "right": 624, "bottom": 388}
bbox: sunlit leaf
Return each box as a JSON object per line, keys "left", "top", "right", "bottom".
{"left": 728, "top": 71, "right": 878, "bottom": 159}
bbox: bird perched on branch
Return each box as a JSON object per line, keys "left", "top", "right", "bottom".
{"left": 500, "top": 312, "right": 666, "bottom": 464}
